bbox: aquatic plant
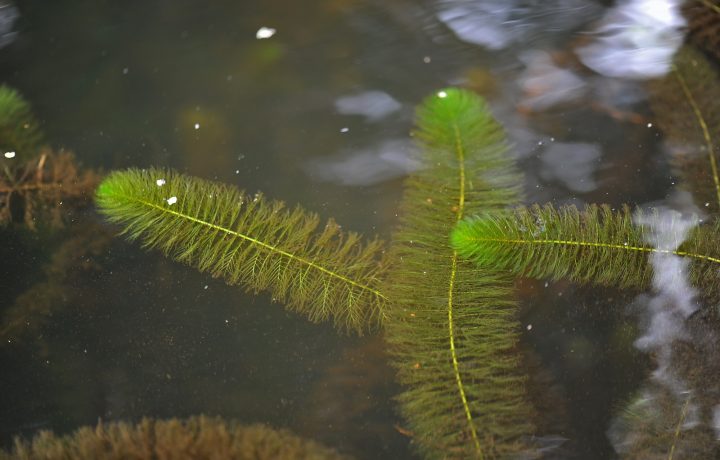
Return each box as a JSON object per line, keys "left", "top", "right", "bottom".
{"left": 0, "top": 222, "right": 114, "bottom": 346}
{"left": 95, "top": 168, "right": 388, "bottom": 334}
{"left": 382, "top": 89, "right": 534, "bottom": 458}
{"left": 649, "top": 46, "right": 720, "bottom": 215}
{"left": 96, "top": 88, "right": 538, "bottom": 459}
{"left": 682, "top": 0, "right": 720, "bottom": 62}
{"left": 0, "top": 85, "right": 43, "bottom": 162}
{"left": 0, "top": 86, "right": 100, "bottom": 228}
{"left": 0, "top": 416, "right": 351, "bottom": 460}
{"left": 609, "top": 384, "right": 719, "bottom": 459}
{"left": 451, "top": 204, "right": 720, "bottom": 298}
{"left": 0, "top": 149, "right": 100, "bottom": 228}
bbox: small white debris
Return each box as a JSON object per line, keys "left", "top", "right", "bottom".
{"left": 225, "top": 319, "right": 229, "bottom": 324}
{"left": 423, "top": 56, "right": 431, "bottom": 63}
{"left": 647, "top": 122, "right": 653, "bottom": 128}
{"left": 526, "top": 324, "right": 533, "bottom": 331}
{"left": 3, "top": 151, "right": 15, "bottom": 158}
{"left": 194, "top": 123, "right": 200, "bottom": 130}
{"left": 706, "top": 202, "right": 710, "bottom": 207}
{"left": 167, "top": 196, "right": 178, "bottom": 205}
{"left": 204, "top": 285, "right": 208, "bottom": 290}
{"left": 123, "top": 67, "right": 129, "bottom": 74}
{"left": 340, "top": 127, "right": 349, "bottom": 133}
{"left": 235, "top": 169, "right": 240, "bottom": 174}
{"left": 156, "top": 178, "right": 166, "bottom": 187}
{"left": 256, "top": 27, "right": 276, "bottom": 39}
{"left": 437, "top": 91, "right": 448, "bottom": 98}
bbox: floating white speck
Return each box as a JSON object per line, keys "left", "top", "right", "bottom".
{"left": 156, "top": 178, "right": 166, "bottom": 186}
{"left": 194, "top": 123, "right": 200, "bottom": 130}
{"left": 423, "top": 56, "right": 431, "bottom": 63}
{"left": 437, "top": 91, "right": 448, "bottom": 98}
{"left": 3, "top": 151, "right": 15, "bottom": 158}
{"left": 706, "top": 202, "right": 710, "bottom": 207}
{"left": 256, "top": 27, "right": 276, "bottom": 39}
{"left": 527, "top": 324, "right": 533, "bottom": 331}
{"left": 123, "top": 67, "right": 129, "bottom": 74}
{"left": 204, "top": 285, "right": 208, "bottom": 290}
{"left": 235, "top": 169, "right": 240, "bottom": 174}
{"left": 340, "top": 127, "right": 349, "bottom": 133}
{"left": 167, "top": 196, "right": 178, "bottom": 205}
{"left": 647, "top": 122, "right": 653, "bottom": 128}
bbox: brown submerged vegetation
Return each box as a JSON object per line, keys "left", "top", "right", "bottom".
{"left": 0, "top": 148, "right": 100, "bottom": 229}
{"left": 0, "top": 416, "right": 351, "bottom": 460}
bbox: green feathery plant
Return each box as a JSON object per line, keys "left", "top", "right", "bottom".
{"left": 382, "top": 89, "right": 535, "bottom": 459}
{"left": 0, "top": 85, "right": 44, "bottom": 165}
{"left": 95, "top": 169, "right": 388, "bottom": 334}
{"left": 451, "top": 204, "right": 720, "bottom": 299}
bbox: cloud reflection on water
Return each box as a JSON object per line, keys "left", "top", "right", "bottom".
{"left": 334, "top": 91, "right": 402, "bottom": 122}
{"left": 435, "top": 0, "right": 601, "bottom": 50}
{"left": 304, "top": 139, "right": 419, "bottom": 186}
{"left": 576, "top": 0, "right": 686, "bottom": 79}
{"left": 540, "top": 142, "right": 601, "bottom": 193}
{"left": 0, "top": 1, "right": 18, "bottom": 49}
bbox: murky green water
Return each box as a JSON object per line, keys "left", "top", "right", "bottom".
{"left": 1, "top": 1, "right": 719, "bottom": 458}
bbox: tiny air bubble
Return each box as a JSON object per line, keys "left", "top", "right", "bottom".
{"left": 526, "top": 324, "right": 533, "bottom": 331}
{"left": 3, "top": 151, "right": 15, "bottom": 158}
{"left": 156, "top": 179, "right": 166, "bottom": 186}
{"left": 167, "top": 196, "right": 178, "bottom": 205}
{"left": 437, "top": 91, "right": 447, "bottom": 98}
{"left": 340, "top": 127, "right": 349, "bottom": 133}
{"left": 194, "top": 123, "right": 200, "bottom": 130}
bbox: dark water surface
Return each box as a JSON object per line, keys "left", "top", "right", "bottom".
{"left": 1, "top": 1, "right": 717, "bottom": 458}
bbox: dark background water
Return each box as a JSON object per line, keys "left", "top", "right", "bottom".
{"left": 0, "top": 0, "right": 707, "bottom": 458}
